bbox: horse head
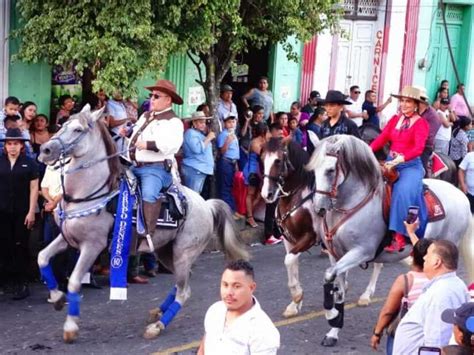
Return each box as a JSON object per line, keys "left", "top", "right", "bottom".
{"left": 39, "top": 105, "right": 105, "bottom": 165}
{"left": 261, "top": 138, "right": 294, "bottom": 203}
{"left": 307, "top": 135, "right": 381, "bottom": 215}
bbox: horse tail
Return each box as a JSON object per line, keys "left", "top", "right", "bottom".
{"left": 206, "top": 199, "right": 250, "bottom": 261}
{"left": 461, "top": 215, "right": 474, "bottom": 283}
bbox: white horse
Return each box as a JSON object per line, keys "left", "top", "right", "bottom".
{"left": 37, "top": 105, "right": 249, "bottom": 342}
{"left": 306, "top": 134, "right": 473, "bottom": 347}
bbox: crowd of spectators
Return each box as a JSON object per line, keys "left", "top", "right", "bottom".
{"left": 0, "top": 76, "right": 473, "bottom": 354}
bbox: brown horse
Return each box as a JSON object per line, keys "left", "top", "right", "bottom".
{"left": 261, "top": 138, "right": 318, "bottom": 317}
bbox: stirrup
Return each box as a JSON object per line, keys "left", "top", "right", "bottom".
{"left": 145, "top": 234, "right": 155, "bottom": 252}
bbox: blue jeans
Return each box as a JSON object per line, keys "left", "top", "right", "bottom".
{"left": 181, "top": 164, "right": 207, "bottom": 194}
{"left": 386, "top": 334, "right": 394, "bottom": 355}
{"left": 132, "top": 164, "right": 172, "bottom": 203}
{"left": 216, "top": 158, "right": 236, "bottom": 212}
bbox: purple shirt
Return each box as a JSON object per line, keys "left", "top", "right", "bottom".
{"left": 421, "top": 106, "right": 441, "bottom": 149}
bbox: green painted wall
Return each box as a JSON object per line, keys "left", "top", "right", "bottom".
{"left": 164, "top": 54, "right": 205, "bottom": 118}
{"left": 8, "top": 0, "right": 52, "bottom": 115}
{"left": 268, "top": 37, "right": 302, "bottom": 112}
{"left": 413, "top": 0, "right": 474, "bottom": 103}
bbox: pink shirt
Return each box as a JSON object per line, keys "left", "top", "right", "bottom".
{"left": 450, "top": 93, "right": 470, "bottom": 117}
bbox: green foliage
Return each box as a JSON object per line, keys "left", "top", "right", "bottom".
{"left": 12, "top": 0, "right": 177, "bottom": 96}
{"left": 13, "top": 0, "right": 341, "bottom": 98}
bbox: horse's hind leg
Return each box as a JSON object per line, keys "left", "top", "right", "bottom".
{"left": 358, "top": 262, "right": 383, "bottom": 307}
{"left": 37, "top": 235, "right": 69, "bottom": 310}
{"left": 63, "top": 240, "right": 106, "bottom": 343}
{"left": 147, "top": 286, "right": 177, "bottom": 324}
{"left": 282, "top": 240, "right": 303, "bottom": 318}
{"left": 144, "top": 260, "right": 191, "bottom": 339}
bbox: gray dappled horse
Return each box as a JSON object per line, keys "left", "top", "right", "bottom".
{"left": 306, "top": 134, "right": 473, "bottom": 347}
{"left": 38, "top": 105, "right": 248, "bottom": 342}
{"left": 261, "top": 137, "right": 384, "bottom": 318}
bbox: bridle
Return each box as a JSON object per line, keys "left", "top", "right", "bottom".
{"left": 314, "top": 152, "right": 343, "bottom": 199}
{"left": 314, "top": 151, "right": 377, "bottom": 260}
{"left": 263, "top": 147, "right": 295, "bottom": 198}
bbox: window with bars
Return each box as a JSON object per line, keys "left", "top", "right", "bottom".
{"left": 343, "top": 0, "right": 379, "bottom": 21}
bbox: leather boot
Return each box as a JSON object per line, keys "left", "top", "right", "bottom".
{"left": 384, "top": 233, "right": 406, "bottom": 253}
{"left": 143, "top": 201, "right": 162, "bottom": 237}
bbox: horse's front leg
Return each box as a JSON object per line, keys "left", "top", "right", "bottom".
{"left": 322, "top": 248, "right": 367, "bottom": 347}
{"left": 63, "top": 240, "right": 106, "bottom": 343}
{"left": 282, "top": 239, "right": 303, "bottom": 318}
{"left": 358, "top": 262, "right": 383, "bottom": 306}
{"left": 37, "top": 234, "right": 69, "bottom": 310}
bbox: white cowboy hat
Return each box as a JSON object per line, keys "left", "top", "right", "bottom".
{"left": 182, "top": 111, "right": 214, "bottom": 121}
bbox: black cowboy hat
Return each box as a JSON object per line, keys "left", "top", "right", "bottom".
{"left": 317, "top": 90, "right": 352, "bottom": 105}
{"left": 0, "top": 128, "right": 29, "bottom": 142}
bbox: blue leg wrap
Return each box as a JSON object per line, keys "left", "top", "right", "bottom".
{"left": 160, "top": 301, "right": 181, "bottom": 327}
{"left": 159, "top": 286, "right": 177, "bottom": 313}
{"left": 40, "top": 264, "right": 58, "bottom": 290}
{"left": 67, "top": 292, "right": 81, "bottom": 317}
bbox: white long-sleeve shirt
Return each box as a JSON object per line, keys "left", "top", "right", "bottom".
{"left": 129, "top": 108, "right": 184, "bottom": 163}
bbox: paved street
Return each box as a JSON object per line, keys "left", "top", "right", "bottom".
{"left": 0, "top": 241, "right": 468, "bottom": 355}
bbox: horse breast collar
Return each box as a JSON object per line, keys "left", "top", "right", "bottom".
{"left": 129, "top": 110, "right": 177, "bottom": 163}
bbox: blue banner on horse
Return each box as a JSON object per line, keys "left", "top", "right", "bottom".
{"left": 109, "top": 179, "right": 135, "bottom": 300}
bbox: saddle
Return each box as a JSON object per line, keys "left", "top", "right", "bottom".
{"left": 381, "top": 165, "right": 445, "bottom": 224}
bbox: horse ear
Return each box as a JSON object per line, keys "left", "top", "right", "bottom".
{"left": 90, "top": 106, "right": 106, "bottom": 123}
{"left": 307, "top": 130, "right": 320, "bottom": 149}
{"left": 80, "top": 104, "right": 91, "bottom": 113}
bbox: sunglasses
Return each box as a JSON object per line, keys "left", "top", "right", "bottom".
{"left": 354, "top": 91, "right": 361, "bottom": 94}
{"left": 149, "top": 93, "right": 168, "bottom": 100}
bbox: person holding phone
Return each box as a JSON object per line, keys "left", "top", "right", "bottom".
{"left": 370, "top": 86, "right": 429, "bottom": 252}
{"left": 371, "top": 220, "right": 431, "bottom": 355}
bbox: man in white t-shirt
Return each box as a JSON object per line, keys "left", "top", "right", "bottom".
{"left": 458, "top": 144, "right": 474, "bottom": 213}
{"left": 345, "top": 85, "right": 368, "bottom": 127}
{"left": 434, "top": 98, "right": 455, "bottom": 155}
{"left": 197, "top": 260, "right": 280, "bottom": 355}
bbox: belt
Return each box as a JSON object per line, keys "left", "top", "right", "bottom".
{"left": 222, "top": 157, "right": 237, "bottom": 164}
{"left": 135, "top": 161, "right": 165, "bottom": 168}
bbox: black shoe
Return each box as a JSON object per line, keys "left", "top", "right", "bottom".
{"left": 12, "top": 283, "right": 30, "bottom": 300}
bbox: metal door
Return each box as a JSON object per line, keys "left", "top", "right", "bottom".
{"left": 334, "top": 20, "right": 376, "bottom": 93}
{"left": 426, "top": 5, "right": 464, "bottom": 99}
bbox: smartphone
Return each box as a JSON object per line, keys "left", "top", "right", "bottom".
{"left": 406, "top": 206, "right": 420, "bottom": 224}
{"left": 418, "top": 346, "right": 441, "bottom": 355}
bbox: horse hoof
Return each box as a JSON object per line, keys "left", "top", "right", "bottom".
{"left": 53, "top": 293, "right": 67, "bottom": 311}
{"left": 357, "top": 298, "right": 370, "bottom": 307}
{"left": 63, "top": 330, "right": 78, "bottom": 343}
{"left": 321, "top": 336, "right": 338, "bottom": 347}
{"left": 147, "top": 308, "right": 163, "bottom": 324}
{"left": 143, "top": 321, "right": 165, "bottom": 340}
{"left": 282, "top": 300, "right": 303, "bottom": 318}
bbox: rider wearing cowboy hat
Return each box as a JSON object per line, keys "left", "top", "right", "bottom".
{"left": 371, "top": 86, "right": 429, "bottom": 252}
{"left": 121, "top": 79, "right": 184, "bottom": 240}
{"left": 318, "top": 90, "right": 361, "bottom": 139}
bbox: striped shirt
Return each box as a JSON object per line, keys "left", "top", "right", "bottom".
{"left": 405, "top": 271, "right": 430, "bottom": 307}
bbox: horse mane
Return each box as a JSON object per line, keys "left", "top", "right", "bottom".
{"left": 96, "top": 120, "right": 122, "bottom": 191}
{"left": 307, "top": 135, "right": 381, "bottom": 192}
{"left": 265, "top": 137, "right": 314, "bottom": 188}
{"left": 75, "top": 112, "right": 122, "bottom": 191}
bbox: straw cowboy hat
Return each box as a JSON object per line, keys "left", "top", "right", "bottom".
{"left": 145, "top": 79, "right": 183, "bottom": 105}
{"left": 183, "top": 111, "right": 214, "bottom": 121}
{"left": 317, "top": 90, "right": 352, "bottom": 105}
{"left": 391, "top": 85, "right": 428, "bottom": 103}
{"left": 0, "top": 128, "right": 29, "bottom": 142}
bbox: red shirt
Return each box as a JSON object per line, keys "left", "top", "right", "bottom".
{"left": 370, "top": 114, "right": 429, "bottom": 161}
